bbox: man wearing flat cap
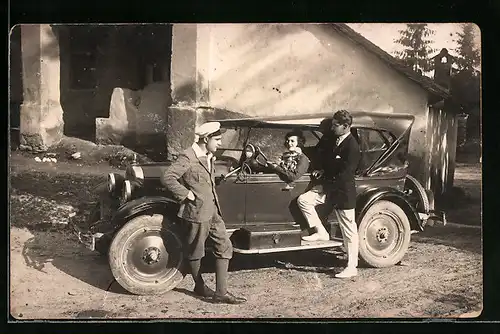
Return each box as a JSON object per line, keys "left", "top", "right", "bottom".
{"left": 161, "top": 122, "right": 246, "bottom": 304}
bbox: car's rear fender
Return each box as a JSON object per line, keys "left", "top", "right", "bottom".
{"left": 356, "top": 187, "right": 423, "bottom": 232}
{"left": 109, "top": 196, "right": 180, "bottom": 233}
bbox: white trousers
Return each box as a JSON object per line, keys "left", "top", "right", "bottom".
{"left": 297, "top": 187, "right": 359, "bottom": 268}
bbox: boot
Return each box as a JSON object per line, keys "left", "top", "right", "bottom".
{"left": 189, "top": 259, "right": 215, "bottom": 298}
{"left": 212, "top": 259, "right": 246, "bottom": 304}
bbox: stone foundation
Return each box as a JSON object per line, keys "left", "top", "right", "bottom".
{"left": 165, "top": 105, "right": 198, "bottom": 161}
{"left": 19, "top": 133, "right": 47, "bottom": 152}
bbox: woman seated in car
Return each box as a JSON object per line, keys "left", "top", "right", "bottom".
{"left": 267, "top": 130, "right": 310, "bottom": 187}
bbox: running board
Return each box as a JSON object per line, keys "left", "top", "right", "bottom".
{"left": 233, "top": 239, "right": 343, "bottom": 254}
{"left": 226, "top": 223, "right": 301, "bottom": 237}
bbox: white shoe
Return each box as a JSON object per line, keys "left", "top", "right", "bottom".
{"left": 335, "top": 267, "right": 358, "bottom": 278}
{"left": 302, "top": 232, "right": 330, "bottom": 242}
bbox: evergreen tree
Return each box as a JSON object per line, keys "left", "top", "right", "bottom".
{"left": 452, "top": 23, "right": 481, "bottom": 140}
{"left": 454, "top": 23, "right": 480, "bottom": 74}
{"left": 393, "top": 23, "right": 437, "bottom": 73}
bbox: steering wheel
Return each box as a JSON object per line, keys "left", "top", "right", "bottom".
{"left": 244, "top": 143, "right": 270, "bottom": 168}
{"left": 236, "top": 162, "right": 253, "bottom": 182}
{"left": 219, "top": 143, "right": 271, "bottom": 182}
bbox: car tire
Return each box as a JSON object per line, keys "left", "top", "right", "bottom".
{"left": 358, "top": 200, "right": 411, "bottom": 268}
{"left": 108, "top": 214, "right": 186, "bottom": 295}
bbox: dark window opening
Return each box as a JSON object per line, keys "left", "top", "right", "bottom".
{"left": 69, "top": 52, "right": 97, "bottom": 89}
{"left": 68, "top": 26, "right": 105, "bottom": 90}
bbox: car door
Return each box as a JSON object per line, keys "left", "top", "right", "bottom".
{"left": 245, "top": 173, "right": 312, "bottom": 224}
{"left": 213, "top": 127, "right": 249, "bottom": 228}
{"left": 243, "top": 127, "right": 320, "bottom": 225}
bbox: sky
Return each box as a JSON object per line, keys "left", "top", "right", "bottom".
{"left": 346, "top": 23, "right": 481, "bottom": 59}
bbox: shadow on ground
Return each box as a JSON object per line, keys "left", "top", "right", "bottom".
{"left": 412, "top": 225, "right": 481, "bottom": 255}
{"left": 421, "top": 287, "right": 482, "bottom": 317}
{"left": 20, "top": 230, "right": 123, "bottom": 292}
{"left": 19, "top": 225, "right": 348, "bottom": 296}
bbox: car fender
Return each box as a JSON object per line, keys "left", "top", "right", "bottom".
{"left": 356, "top": 187, "right": 423, "bottom": 232}
{"left": 110, "top": 196, "right": 180, "bottom": 232}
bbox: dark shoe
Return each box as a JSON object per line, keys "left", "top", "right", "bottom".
{"left": 212, "top": 292, "right": 247, "bottom": 304}
{"left": 193, "top": 284, "right": 215, "bottom": 298}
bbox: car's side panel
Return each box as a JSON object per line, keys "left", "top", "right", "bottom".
{"left": 244, "top": 173, "right": 312, "bottom": 224}
{"left": 215, "top": 174, "right": 247, "bottom": 227}
{"left": 354, "top": 174, "right": 407, "bottom": 195}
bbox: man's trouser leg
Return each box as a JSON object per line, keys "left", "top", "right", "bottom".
{"left": 209, "top": 212, "right": 246, "bottom": 304}
{"left": 297, "top": 189, "right": 329, "bottom": 240}
{"left": 208, "top": 213, "right": 233, "bottom": 296}
{"left": 335, "top": 209, "right": 358, "bottom": 268}
{"left": 184, "top": 221, "right": 210, "bottom": 289}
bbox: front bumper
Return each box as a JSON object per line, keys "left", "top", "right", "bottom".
{"left": 419, "top": 210, "right": 447, "bottom": 227}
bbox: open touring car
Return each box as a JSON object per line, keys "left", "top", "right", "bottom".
{"left": 71, "top": 111, "right": 446, "bottom": 295}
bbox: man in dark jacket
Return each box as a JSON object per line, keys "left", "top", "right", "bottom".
{"left": 161, "top": 122, "right": 246, "bottom": 304}
{"left": 297, "top": 110, "right": 361, "bottom": 278}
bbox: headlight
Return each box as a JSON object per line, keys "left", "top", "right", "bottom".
{"left": 244, "top": 144, "right": 256, "bottom": 159}
{"left": 107, "top": 173, "right": 116, "bottom": 193}
{"left": 122, "top": 180, "right": 132, "bottom": 203}
{"left": 131, "top": 166, "right": 144, "bottom": 180}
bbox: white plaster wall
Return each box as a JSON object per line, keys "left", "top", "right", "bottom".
{"left": 19, "top": 24, "right": 64, "bottom": 148}
{"left": 196, "top": 23, "right": 431, "bottom": 180}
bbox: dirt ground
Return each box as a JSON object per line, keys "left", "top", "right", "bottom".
{"left": 9, "top": 151, "right": 483, "bottom": 319}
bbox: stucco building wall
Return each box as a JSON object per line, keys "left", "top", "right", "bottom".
{"left": 13, "top": 23, "right": 455, "bottom": 197}
{"left": 192, "top": 23, "right": 432, "bottom": 184}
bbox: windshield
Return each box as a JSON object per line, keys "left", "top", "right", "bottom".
{"left": 246, "top": 127, "right": 321, "bottom": 163}
{"left": 216, "top": 126, "right": 321, "bottom": 164}
{"left": 216, "top": 127, "right": 250, "bottom": 161}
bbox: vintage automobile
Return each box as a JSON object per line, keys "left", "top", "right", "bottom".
{"left": 70, "top": 111, "right": 446, "bottom": 295}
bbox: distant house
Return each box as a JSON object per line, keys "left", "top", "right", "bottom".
{"left": 10, "top": 23, "right": 457, "bottom": 200}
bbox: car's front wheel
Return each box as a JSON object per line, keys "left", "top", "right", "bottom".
{"left": 358, "top": 200, "right": 411, "bottom": 268}
{"left": 108, "top": 214, "right": 186, "bottom": 295}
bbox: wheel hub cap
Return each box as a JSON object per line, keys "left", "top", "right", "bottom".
{"left": 142, "top": 247, "right": 161, "bottom": 265}
{"left": 365, "top": 210, "right": 403, "bottom": 256}
{"left": 376, "top": 227, "right": 390, "bottom": 243}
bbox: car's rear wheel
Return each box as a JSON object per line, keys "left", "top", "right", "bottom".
{"left": 358, "top": 200, "right": 411, "bottom": 268}
{"left": 108, "top": 214, "right": 186, "bottom": 295}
